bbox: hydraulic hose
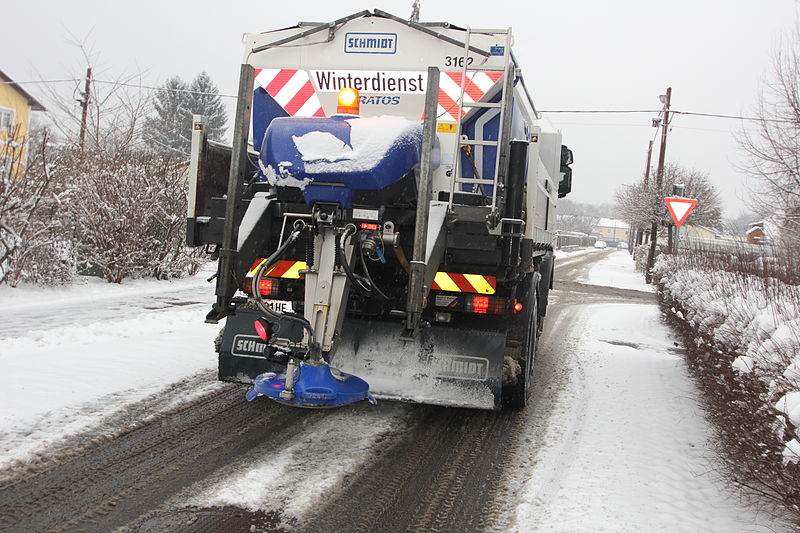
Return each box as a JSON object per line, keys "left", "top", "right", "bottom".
{"left": 252, "top": 222, "right": 315, "bottom": 345}
{"left": 358, "top": 240, "right": 390, "bottom": 300}
{"left": 338, "top": 226, "right": 373, "bottom": 295}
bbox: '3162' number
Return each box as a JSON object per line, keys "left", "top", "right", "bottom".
{"left": 444, "top": 56, "right": 474, "bottom": 67}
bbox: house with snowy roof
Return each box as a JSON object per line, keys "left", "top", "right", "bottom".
{"left": 745, "top": 220, "right": 782, "bottom": 244}
{"left": 591, "top": 218, "right": 629, "bottom": 243}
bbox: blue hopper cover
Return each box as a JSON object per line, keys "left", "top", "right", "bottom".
{"left": 258, "top": 115, "right": 424, "bottom": 208}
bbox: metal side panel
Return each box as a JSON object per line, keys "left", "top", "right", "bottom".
{"left": 332, "top": 319, "right": 505, "bottom": 410}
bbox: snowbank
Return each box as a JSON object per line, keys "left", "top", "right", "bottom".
{"left": 0, "top": 268, "right": 219, "bottom": 468}
{"left": 653, "top": 253, "right": 800, "bottom": 465}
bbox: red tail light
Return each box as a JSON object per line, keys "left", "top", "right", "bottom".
{"left": 243, "top": 277, "right": 277, "bottom": 296}
{"left": 359, "top": 222, "right": 380, "bottom": 231}
{"left": 258, "top": 278, "right": 273, "bottom": 296}
{"left": 472, "top": 295, "right": 489, "bottom": 314}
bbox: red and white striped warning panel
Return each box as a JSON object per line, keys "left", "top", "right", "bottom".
{"left": 254, "top": 69, "right": 325, "bottom": 118}
{"left": 437, "top": 71, "right": 503, "bottom": 120}
{"left": 248, "top": 260, "right": 307, "bottom": 279}
{"left": 432, "top": 272, "right": 497, "bottom": 294}
{"left": 254, "top": 69, "right": 502, "bottom": 121}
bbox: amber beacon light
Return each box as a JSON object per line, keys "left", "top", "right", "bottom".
{"left": 337, "top": 88, "right": 360, "bottom": 115}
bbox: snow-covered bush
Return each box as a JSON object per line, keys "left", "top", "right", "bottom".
{"left": 653, "top": 247, "right": 800, "bottom": 513}
{"left": 0, "top": 127, "right": 76, "bottom": 286}
{"left": 632, "top": 244, "right": 650, "bottom": 272}
{"left": 61, "top": 150, "right": 202, "bottom": 283}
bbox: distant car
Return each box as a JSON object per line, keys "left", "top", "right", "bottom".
{"left": 594, "top": 240, "right": 608, "bottom": 249}
{"left": 619, "top": 242, "right": 628, "bottom": 249}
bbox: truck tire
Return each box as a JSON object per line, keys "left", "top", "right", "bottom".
{"left": 504, "top": 277, "right": 539, "bottom": 409}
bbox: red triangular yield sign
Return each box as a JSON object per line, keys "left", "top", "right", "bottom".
{"left": 664, "top": 197, "right": 698, "bottom": 227}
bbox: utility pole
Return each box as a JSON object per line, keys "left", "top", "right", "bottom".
{"left": 637, "top": 139, "right": 654, "bottom": 247}
{"left": 645, "top": 87, "right": 671, "bottom": 284}
{"left": 78, "top": 67, "right": 92, "bottom": 151}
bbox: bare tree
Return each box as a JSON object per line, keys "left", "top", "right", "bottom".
{"left": 738, "top": 23, "right": 800, "bottom": 244}
{"left": 616, "top": 163, "right": 723, "bottom": 232}
{"left": 39, "top": 39, "right": 151, "bottom": 154}
{"left": 555, "top": 198, "right": 615, "bottom": 234}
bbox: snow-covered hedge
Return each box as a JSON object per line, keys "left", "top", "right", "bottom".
{"left": 653, "top": 250, "right": 800, "bottom": 464}
{"left": 2, "top": 142, "right": 203, "bottom": 286}
{"left": 62, "top": 150, "right": 203, "bottom": 283}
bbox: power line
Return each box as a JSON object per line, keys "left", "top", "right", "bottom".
{"left": 91, "top": 79, "right": 238, "bottom": 99}
{"left": 0, "top": 79, "right": 81, "bottom": 85}
{"left": 0, "top": 78, "right": 238, "bottom": 99}
{"left": 4, "top": 78, "right": 800, "bottom": 121}
{"left": 538, "top": 108, "right": 796, "bottom": 123}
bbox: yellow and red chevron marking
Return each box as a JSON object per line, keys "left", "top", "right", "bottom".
{"left": 431, "top": 272, "right": 496, "bottom": 294}
{"left": 437, "top": 71, "right": 504, "bottom": 120}
{"left": 248, "top": 260, "right": 307, "bottom": 279}
{"left": 254, "top": 69, "right": 325, "bottom": 117}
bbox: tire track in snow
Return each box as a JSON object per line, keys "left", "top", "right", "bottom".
{"left": 0, "top": 388, "right": 323, "bottom": 532}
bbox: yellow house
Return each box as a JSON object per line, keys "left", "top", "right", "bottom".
{"left": 0, "top": 69, "right": 47, "bottom": 174}
{"left": 681, "top": 224, "right": 718, "bottom": 240}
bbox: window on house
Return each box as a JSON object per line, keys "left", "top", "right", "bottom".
{"left": 0, "top": 107, "right": 15, "bottom": 133}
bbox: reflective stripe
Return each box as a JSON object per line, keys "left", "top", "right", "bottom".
{"left": 432, "top": 272, "right": 497, "bottom": 294}
{"left": 436, "top": 71, "right": 504, "bottom": 120}
{"left": 248, "top": 260, "right": 307, "bottom": 279}
{"left": 433, "top": 272, "right": 461, "bottom": 292}
{"left": 248, "top": 259, "right": 267, "bottom": 276}
{"left": 463, "top": 273, "right": 495, "bottom": 294}
{"left": 282, "top": 261, "right": 306, "bottom": 279}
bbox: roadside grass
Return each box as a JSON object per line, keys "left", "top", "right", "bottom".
{"left": 652, "top": 244, "right": 800, "bottom": 523}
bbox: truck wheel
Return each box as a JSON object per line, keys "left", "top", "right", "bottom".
{"left": 214, "top": 327, "right": 225, "bottom": 353}
{"left": 504, "top": 282, "right": 538, "bottom": 409}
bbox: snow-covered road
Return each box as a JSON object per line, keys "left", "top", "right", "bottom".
{"left": 0, "top": 250, "right": 791, "bottom": 532}
{"left": 0, "top": 265, "right": 221, "bottom": 469}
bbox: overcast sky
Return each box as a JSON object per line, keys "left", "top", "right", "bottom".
{"left": 4, "top": 0, "right": 799, "bottom": 217}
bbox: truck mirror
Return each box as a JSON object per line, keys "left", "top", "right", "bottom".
{"left": 558, "top": 167, "right": 572, "bottom": 198}
{"left": 559, "top": 145, "right": 573, "bottom": 197}
{"left": 560, "top": 145, "right": 573, "bottom": 166}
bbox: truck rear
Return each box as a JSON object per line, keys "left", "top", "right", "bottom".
{"left": 187, "top": 9, "right": 573, "bottom": 410}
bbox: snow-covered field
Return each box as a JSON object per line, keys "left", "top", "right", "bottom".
{"left": 0, "top": 266, "right": 220, "bottom": 468}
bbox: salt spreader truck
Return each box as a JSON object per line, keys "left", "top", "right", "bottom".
{"left": 186, "top": 10, "right": 573, "bottom": 410}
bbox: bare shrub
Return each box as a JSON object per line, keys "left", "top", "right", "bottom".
{"left": 0, "top": 127, "right": 75, "bottom": 286}
{"left": 61, "top": 150, "right": 202, "bottom": 283}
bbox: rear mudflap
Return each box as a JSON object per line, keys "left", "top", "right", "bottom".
{"left": 332, "top": 318, "right": 506, "bottom": 410}
{"left": 218, "top": 308, "right": 303, "bottom": 384}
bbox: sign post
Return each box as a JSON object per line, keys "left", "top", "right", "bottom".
{"left": 664, "top": 196, "right": 697, "bottom": 252}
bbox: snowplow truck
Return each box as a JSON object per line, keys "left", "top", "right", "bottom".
{"left": 186, "top": 10, "right": 573, "bottom": 410}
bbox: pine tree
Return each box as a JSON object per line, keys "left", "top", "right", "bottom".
{"left": 144, "top": 77, "right": 191, "bottom": 156}
{"left": 144, "top": 72, "right": 227, "bottom": 157}
{"left": 189, "top": 71, "right": 227, "bottom": 142}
